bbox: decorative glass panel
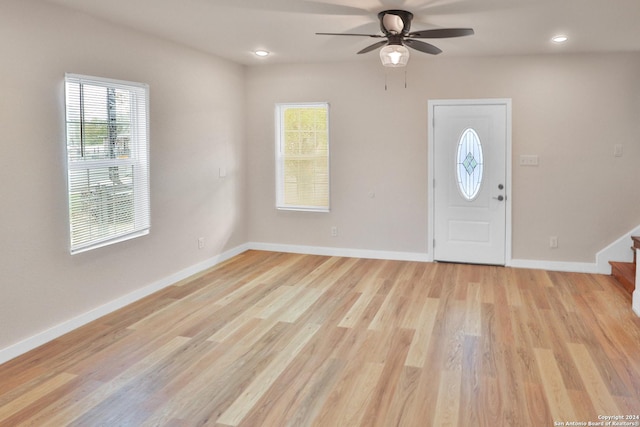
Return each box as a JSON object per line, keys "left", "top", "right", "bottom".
{"left": 456, "top": 128, "right": 484, "bottom": 201}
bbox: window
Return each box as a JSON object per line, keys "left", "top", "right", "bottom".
{"left": 456, "top": 128, "right": 484, "bottom": 201}
{"left": 64, "top": 74, "right": 150, "bottom": 254}
{"left": 275, "top": 103, "right": 330, "bottom": 211}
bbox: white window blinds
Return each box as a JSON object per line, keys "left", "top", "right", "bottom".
{"left": 64, "top": 74, "right": 150, "bottom": 254}
{"left": 275, "top": 103, "right": 330, "bottom": 212}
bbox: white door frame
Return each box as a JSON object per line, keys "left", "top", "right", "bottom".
{"left": 427, "top": 98, "right": 513, "bottom": 265}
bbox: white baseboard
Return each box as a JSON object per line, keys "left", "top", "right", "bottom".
{"left": 0, "top": 243, "right": 250, "bottom": 366}
{"left": 509, "top": 258, "right": 599, "bottom": 274}
{"left": 634, "top": 249, "right": 640, "bottom": 318}
{"left": 248, "top": 242, "right": 431, "bottom": 263}
{"left": 595, "top": 225, "right": 640, "bottom": 274}
{"left": 250, "top": 243, "right": 604, "bottom": 274}
{"left": 3, "top": 239, "right": 635, "bottom": 365}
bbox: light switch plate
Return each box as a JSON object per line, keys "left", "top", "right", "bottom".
{"left": 519, "top": 155, "right": 539, "bottom": 166}
{"left": 614, "top": 144, "right": 623, "bottom": 157}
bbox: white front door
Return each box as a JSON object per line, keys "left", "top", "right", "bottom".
{"left": 431, "top": 101, "right": 510, "bottom": 265}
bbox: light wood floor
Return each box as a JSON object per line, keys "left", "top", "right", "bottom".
{"left": 1, "top": 250, "right": 640, "bottom": 426}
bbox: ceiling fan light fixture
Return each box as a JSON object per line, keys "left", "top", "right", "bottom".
{"left": 379, "top": 44, "right": 410, "bottom": 67}
{"left": 254, "top": 50, "right": 270, "bottom": 57}
{"left": 316, "top": 9, "right": 473, "bottom": 66}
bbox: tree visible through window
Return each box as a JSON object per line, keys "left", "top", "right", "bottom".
{"left": 65, "top": 74, "right": 150, "bottom": 253}
{"left": 276, "top": 103, "right": 330, "bottom": 211}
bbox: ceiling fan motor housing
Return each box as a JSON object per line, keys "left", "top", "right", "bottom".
{"left": 378, "top": 10, "right": 413, "bottom": 36}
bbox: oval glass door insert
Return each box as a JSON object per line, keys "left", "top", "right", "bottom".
{"left": 456, "top": 128, "right": 484, "bottom": 200}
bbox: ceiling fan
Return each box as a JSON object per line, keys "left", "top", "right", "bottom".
{"left": 316, "top": 10, "right": 474, "bottom": 67}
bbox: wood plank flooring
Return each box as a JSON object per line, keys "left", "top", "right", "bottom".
{"left": 1, "top": 250, "right": 639, "bottom": 426}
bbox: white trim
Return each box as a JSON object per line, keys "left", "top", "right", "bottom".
{"left": 634, "top": 249, "right": 640, "bottom": 317}
{"left": 65, "top": 73, "right": 149, "bottom": 91}
{"left": 65, "top": 73, "right": 150, "bottom": 254}
{"left": 428, "top": 98, "right": 513, "bottom": 266}
{"left": 3, "top": 238, "right": 635, "bottom": 364}
{"left": 275, "top": 102, "right": 330, "bottom": 212}
{"left": 0, "top": 243, "right": 250, "bottom": 365}
{"left": 249, "top": 242, "right": 430, "bottom": 262}
{"left": 251, "top": 244, "right": 602, "bottom": 273}
{"left": 509, "top": 258, "right": 599, "bottom": 274}
{"left": 595, "top": 224, "right": 640, "bottom": 274}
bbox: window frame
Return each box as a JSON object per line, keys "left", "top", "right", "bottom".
{"left": 275, "top": 102, "right": 330, "bottom": 212}
{"left": 64, "top": 73, "right": 150, "bottom": 254}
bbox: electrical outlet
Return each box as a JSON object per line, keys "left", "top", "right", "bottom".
{"left": 331, "top": 226, "right": 338, "bottom": 237}
{"left": 198, "top": 237, "right": 205, "bottom": 249}
{"left": 549, "top": 236, "right": 558, "bottom": 248}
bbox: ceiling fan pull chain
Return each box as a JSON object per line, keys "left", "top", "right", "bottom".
{"left": 404, "top": 69, "right": 407, "bottom": 88}
{"left": 385, "top": 69, "right": 388, "bottom": 91}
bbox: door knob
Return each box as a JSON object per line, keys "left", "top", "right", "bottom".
{"left": 493, "top": 195, "right": 504, "bottom": 201}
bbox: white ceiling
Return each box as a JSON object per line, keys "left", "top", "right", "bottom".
{"left": 45, "top": 0, "right": 640, "bottom": 65}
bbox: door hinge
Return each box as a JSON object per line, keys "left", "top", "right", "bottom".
{"left": 433, "top": 239, "right": 436, "bottom": 248}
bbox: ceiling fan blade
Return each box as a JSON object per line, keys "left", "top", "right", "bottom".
{"left": 215, "top": 0, "right": 367, "bottom": 16}
{"left": 357, "top": 40, "right": 389, "bottom": 54}
{"left": 404, "top": 39, "right": 442, "bottom": 55}
{"left": 412, "top": 0, "right": 514, "bottom": 16}
{"left": 408, "top": 28, "right": 474, "bottom": 38}
{"left": 316, "top": 32, "right": 384, "bottom": 38}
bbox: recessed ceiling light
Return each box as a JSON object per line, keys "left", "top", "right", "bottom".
{"left": 551, "top": 35, "right": 568, "bottom": 43}
{"left": 254, "top": 50, "right": 270, "bottom": 57}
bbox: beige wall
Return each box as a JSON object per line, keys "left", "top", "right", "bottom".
{"left": 0, "top": 0, "right": 247, "bottom": 350}
{"left": 246, "top": 53, "right": 640, "bottom": 262}
{"left": 3, "top": 0, "right": 640, "bottom": 356}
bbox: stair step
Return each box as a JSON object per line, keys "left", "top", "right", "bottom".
{"left": 609, "top": 261, "right": 636, "bottom": 297}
